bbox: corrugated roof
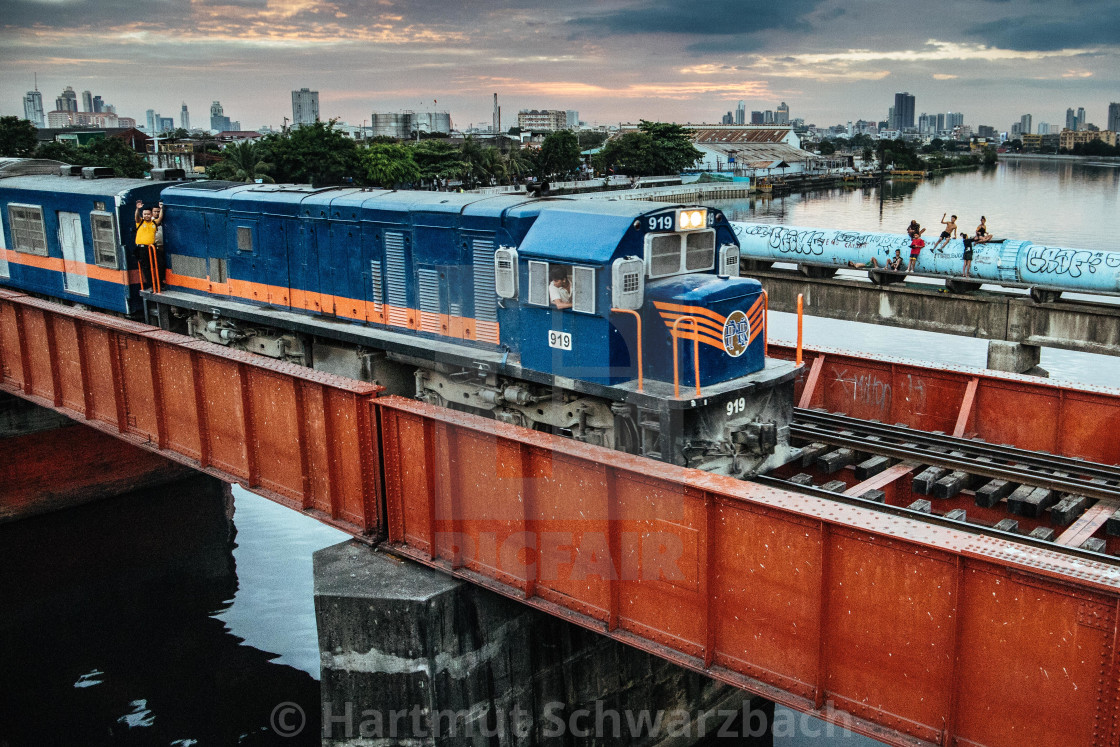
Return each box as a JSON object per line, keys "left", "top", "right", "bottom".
{"left": 692, "top": 128, "right": 790, "bottom": 144}
{"left": 695, "top": 142, "right": 815, "bottom": 163}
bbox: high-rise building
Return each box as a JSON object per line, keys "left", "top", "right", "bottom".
{"left": 92, "top": 95, "right": 104, "bottom": 113}
{"left": 146, "top": 109, "right": 157, "bottom": 134}
{"left": 566, "top": 110, "right": 579, "bottom": 129}
{"left": 80, "top": 90, "right": 93, "bottom": 112}
{"left": 1037, "top": 122, "right": 1050, "bottom": 135}
{"left": 291, "top": 88, "right": 320, "bottom": 126}
{"left": 936, "top": 113, "right": 946, "bottom": 132}
{"left": 210, "top": 101, "right": 232, "bottom": 132}
{"left": 55, "top": 86, "right": 78, "bottom": 112}
{"left": 946, "top": 111, "right": 964, "bottom": 129}
{"left": 763, "top": 110, "right": 774, "bottom": 124}
{"left": 893, "top": 92, "right": 915, "bottom": 130}
{"left": 1108, "top": 103, "right": 1120, "bottom": 133}
{"left": 1077, "top": 107, "right": 1086, "bottom": 130}
{"left": 158, "top": 117, "right": 175, "bottom": 133}
{"left": 735, "top": 100, "right": 745, "bottom": 125}
{"left": 516, "top": 109, "right": 568, "bottom": 131}
{"left": 180, "top": 103, "right": 190, "bottom": 130}
{"left": 918, "top": 113, "right": 931, "bottom": 134}
{"left": 721, "top": 112, "right": 733, "bottom": 125}
{"left": 750, "top": 111, "right": 763, "bottom": 125}
{"left": 23, "top": 89, "right": 45, "bottom": 127}
{"left": 1019, "top": 114, "right": 1032, "bottom": 136}
{"left": 1066, "top": 108, "right": 1077, "bottom": 131}
{"left": 776, "top": 102, "right": 789, "bottom": 125}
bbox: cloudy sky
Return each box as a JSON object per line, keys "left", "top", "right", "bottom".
{"left": 2, "top": 0, "right": 1117, "bottom": 132}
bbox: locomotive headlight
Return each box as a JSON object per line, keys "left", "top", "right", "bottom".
{"left": 676, "top": 208, "right": 707, "bottom": 231}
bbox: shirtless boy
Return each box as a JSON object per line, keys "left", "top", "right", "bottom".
{"left": 932, "top": 213, "right": 957, "bottom": 252}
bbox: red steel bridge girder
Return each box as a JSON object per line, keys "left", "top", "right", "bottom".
{"left": 0, "top": 289, "right": 383, "bottom": 536}
{"left": 3, "top": 290, "right": 1120, "bottom": 746}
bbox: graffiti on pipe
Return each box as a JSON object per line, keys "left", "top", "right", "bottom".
{"left": 1024, "top": 246, "right": 1120, "bottom": 278}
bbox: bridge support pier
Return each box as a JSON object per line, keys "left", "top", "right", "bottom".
{"left": 314, "top": 540, "right": 772, "bottom": 746}
{"left": 986, "top": 340, "right": 1048, "bottom": 377}
{"left": 0, "top": 393, "right": 192, "bottom": 523}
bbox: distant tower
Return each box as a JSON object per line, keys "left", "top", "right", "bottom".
{"left": 1020, "top": 114, "right": 1032, "bottom": 136}
{"left": 180, "top": 103, "right": 190, "bottom": 130}
{"left": 776, "top": 101, "right": 789, "bottom": 125}
{"left": 23, "top": 79, "right": 45, "bottom": 127}
{"left": 1109, "top": 103, "right": 1120, "bottom": 133}
{"left": 291, "top": 88, "right": 320, "bottom": 126}
{"left": 735, "top": 100, "right": 745, "bottom": 125}
{"left": 893, "top": 92, "right": 915, "bottom": 130}
{"left": 92, "top": 95, "right": 104, "bottom": 113}
{"left": 210, "top": 101, "right": 224, "bottom": 131}
{"left": 146, "top": 109, "right": 157, "bottom": 134}
{"left": 1077, "top": 107, "right": 1086, "bottom": 130}
{"left": 56, "top": 86, "right": 78, "bottom": 113}
{"left": 492, "top": 93, "right": 499, "bottom": 134}
{"left": 81, "top": 90, "right": 93, "bottom": 112}
{"left": 1066, "top": 108, "right": 1076, "bottom": 131}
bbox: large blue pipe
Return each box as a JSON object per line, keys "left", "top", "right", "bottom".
{"left": 730, "top": 221, "right": 1120, "bottom": 293}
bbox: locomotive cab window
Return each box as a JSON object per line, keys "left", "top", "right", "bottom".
{"left": 526, "top": 261, "right": 595, "bottom": 313}
{"left": 91, "top": 212, "right": 119, "bottom": 268}
{"left": 8, "top": 204, "right": 47, "bottom": 257}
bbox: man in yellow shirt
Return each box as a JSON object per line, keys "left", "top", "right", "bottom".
{"left": 134, "top": 200, "right": 165, "bottom": 289}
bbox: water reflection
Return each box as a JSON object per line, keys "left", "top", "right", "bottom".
{"left": 0, "top": 476, "right": 326, "bottom": 746}
{"left": 713, "top": 160, "right": 1120, "bottom": 251}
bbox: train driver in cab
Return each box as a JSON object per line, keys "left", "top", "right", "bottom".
{"left": 549, "top": 266, "right": 572, "bottom": 309}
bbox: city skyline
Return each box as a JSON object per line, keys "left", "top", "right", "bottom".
{"left": 2, "top": 0, "right": 1117, "bottom": 131}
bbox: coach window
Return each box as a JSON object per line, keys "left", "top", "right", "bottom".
{"left": 237, "top": 226, "right": 253, "bottom": 252}
{"left": 90, "top": 212, "right": 119, "bottom": 268}
{"left": 8, "top": 204, "right": 47, "bottom": 257}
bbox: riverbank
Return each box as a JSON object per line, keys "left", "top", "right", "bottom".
{"left": 1000, "top": 153, "right": 1120, "bottom": 165}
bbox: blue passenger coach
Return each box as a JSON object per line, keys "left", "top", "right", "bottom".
{"left": 0, "top": 174, "right": 166, "bottom": 314}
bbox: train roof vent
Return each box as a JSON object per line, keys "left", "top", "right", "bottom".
{"left": 60, "top": 165, "right": 83, "bottom": 177}
{"left": 150, "top": 168, "right": 186, "bottom": 181}
{"left": 80, "top": 166, "right": 115, "bottom": 180}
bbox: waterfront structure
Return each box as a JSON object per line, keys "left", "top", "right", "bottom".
{"left": 1108, "top": 103, "right": 1120, "bottom": 134}
{"left": 291, "top": 88, "right": 319, "bottom": 126}
{"left": 1060, "top": 129, "right": 1117, "bottom": 150}
{"left": 180, "top": 103, "right": 190, "bottom": 131}
{"left": 675, "top": 124, "right": 832, "bottom": 176}
{"left": 55, "top": 86, "right": 77, "bottom": 113}
{"left": 22, "top": 89, "right": 45, "bottom": 128}
{"left": 516, "top": 109, "right": 568, "bottom": 131}
{"left": 892, "top": 92, "right": 915, "bottom": 130}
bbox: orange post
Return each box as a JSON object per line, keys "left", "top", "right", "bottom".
{"left": 671, "top": 315, "right": 702, "bottom": 398}
{"left": 762, "top": 289, "right": 769, "bottom": 358}
{"left": 148, "top": 245, "right": 162, "bottom": 294}
{"left": 796, "top": 293, "right": 804, "bottom": 366}
{"left": 610, "top": 308, "right": 643, "bottom": 392}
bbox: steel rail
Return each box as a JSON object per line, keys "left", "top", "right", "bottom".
{"left": 791, "top": 409, "right": 1120, "bottom": 502}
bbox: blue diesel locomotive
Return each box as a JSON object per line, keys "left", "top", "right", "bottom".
{"left": 0, "top": 172, "right": 797, "bottom": 475}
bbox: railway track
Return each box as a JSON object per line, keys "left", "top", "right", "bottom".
{"left": 758, "top": 407, "right": 1120, "bottom": 561}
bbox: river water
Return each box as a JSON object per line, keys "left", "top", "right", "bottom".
{"left": 2, "top": 160, "right": 1116, "bottom": 745}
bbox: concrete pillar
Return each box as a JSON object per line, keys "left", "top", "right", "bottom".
{"left": 315, "top": 541, "right": 773, "bottom": 746}
{"left": 0, "top": 392, "right": 193, "bottom": 522}
{"left": 986, "top": 340, "right": 1047, "bottom": 377}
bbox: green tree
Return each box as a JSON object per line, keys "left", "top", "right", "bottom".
{"left": 361, "top": 143, "right": 421, "bottom": 187}
{"left": 207, "top": 140, "right": 274, "bottom": 182}
{"left": 593, "top": 121, "right": 702, "bottom": 176}
{"left": 982, "top": 146, "right": 999, "bottom": 166}
{"left": 537, "top": 130, "right": 580, "bottom": 178}
{"left": 0, "top": 116, "right": 38, "bottom": 157}
{"left": 577, "top": 130, "right": 608, "bottom": 150}
{"left": 818, "top": 140, "right": 836, "bottom": 156}
{"left": 265, "top": 120, "right": 362, "bottom": 186}
{"left": 35, "top": 136, "right": 149, "bottom": 177}
{"left": 411, "top": 139, "right": 468, "bottom": 184}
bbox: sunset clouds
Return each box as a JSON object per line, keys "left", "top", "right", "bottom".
{"left": 2, "top": 0, "right": 1117, "bottom": 131}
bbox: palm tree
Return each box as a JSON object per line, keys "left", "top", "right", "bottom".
{"left": 219, "top": 140, "right": 274, "bottom": 183}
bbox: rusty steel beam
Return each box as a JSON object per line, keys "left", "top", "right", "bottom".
{"left": 0, "top": 289, "right": 384, "bottom": 537}
{"left": 770, "top": 340, "right": 1120, "bottom": 465}
{"left": 376, "top": 394, "right": 1120, "bottom": 747}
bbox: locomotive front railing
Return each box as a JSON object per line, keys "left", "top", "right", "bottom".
{"left": 671, "top": 315, "right": 702, "bottom": 398}
{"left": 610, "top": 308, "right": 643, "bottom": 392}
